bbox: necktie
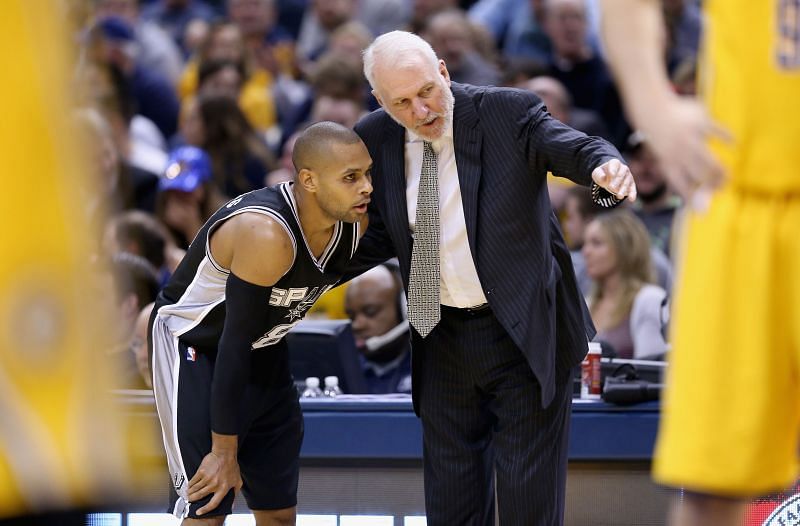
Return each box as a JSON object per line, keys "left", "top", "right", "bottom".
{"left": 407, "top": 141, "right": 440, "bottom": 337}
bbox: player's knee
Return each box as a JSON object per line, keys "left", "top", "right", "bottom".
{"left": 254, "top": 507, "right": 296, "bottom": 526}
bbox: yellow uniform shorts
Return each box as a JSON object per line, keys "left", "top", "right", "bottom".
{"left": 653, "top": 187, "right": 800, "bottom": 496}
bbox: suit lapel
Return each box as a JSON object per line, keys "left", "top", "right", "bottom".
{"left": 451, "top": 84, "right": 483, "bottom": 256}
{"left": 380, "top": 122, "right": 412, "bottom": 262}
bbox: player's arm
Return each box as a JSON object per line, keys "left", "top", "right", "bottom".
{"left": 600, "top": 0, "right": 728, "bottom": 207}
{"left": 188, "top": 213, "right": 294, "bottom": 515}
{"left": 600, "top": 0, "right": 671, "bottom": 124}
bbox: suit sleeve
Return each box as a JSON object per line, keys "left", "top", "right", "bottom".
{"left": 517, "top": 91, "right": 622, "bottom": 186}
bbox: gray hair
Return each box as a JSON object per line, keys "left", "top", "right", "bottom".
{"left": 363, "top": 31, "right": 439, "bottom": 90}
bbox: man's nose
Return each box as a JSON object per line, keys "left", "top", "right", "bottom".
{"left": 350, "top": 314, "right": 366, "bottom": 330}
{"left": 411, "top": 99, "right": 429, "bottom": 120}
{"left": 361, "top": 177, "right": 373, "bottom": 195}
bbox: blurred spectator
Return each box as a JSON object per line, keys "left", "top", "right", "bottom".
{"left": 264, "top": 129, "right": 299, "bottom": 187}
{"left": 422, "top": 9, "right": 501, "bottom": 87}
{"left": 310, "top": 52, "right": 367, "bottom": 104}
{"left": 308, "top": 52, "right": 369, "bottom": 127}
{"left": 141, "top": 0, "right": 218, "bottom": 56}
{"left": 296, "top": 0, "right": 410, "bottom": 65}
{"left": 519, "top": 75, "right": 610, "bottom": 139}
{"left": 583, "top": 210, "right": 668, "bottom": 360}
{"left": 76, "top": 59, "right": 169, "bottom": 181}
{"left": 197, "top": 58, "right": 245, "bottom": 99}
{"left": 187, "top": 95, "right": 276, "bottom": 196}
{"left": 74, "top": 106, "right": 157, "bottom": 218}
{"left": 110, "top": 252, "right": 160, "bottom": 389}
{"left": 178, "top": 21, "right": 278, "bottom": 132}
{"left": 182, "top": 17, "right": 211, "bottom": 56}
{"left": 345, "top": 264, "right": 412, "bottom": 394}
{"left": 104, "top": 210, "right": 187, "bottom": 287}
{"left": 543, "top": 0, "right": 628, "bottom": 146}
{"left": 625, "top": 133, "right": 682, "bottom": 259}
{"left": 276, "top": 0, "right": 308, "bottom": 39}
{"left": 469, "top": 0, "right": 551, "bottom": 62}
{"left": 226, "top": 0, "right": 295, "bottom": 77}
{"left": 563, "top": 186, "right": 673, "bottom": 296}
{"left": 408, "top": 0, "right": 458, "bottom": 34}
{"left": 93, "top": 0, "right": 185, "bottom": 85}
{"left": 500, "top": 56, "right": 550, "bottom": 86}
{"left": 310, "top": 95, "right": 363, "bottom": 129}
{"left": 130, "top": 303, "right": 156, "bottom": 388}
{"left": 87, "top": 16, "right": 181, "bottom": 139}
{"left": 662, "top": 0, "right": 701, "bottom": 72}
{"left": 296, "top": 0, "right": 359, "bottom": 64}
{"left": 155, "top": 145, "right": 226, "bottom": 247}
{"left": 328, "top": 21, "right": 374, "bottom": 67}
{"left": 177, "top": 94, "right": 205, "bottom": 145}
{"left": 278, "top": 50, "right": 370, "bottom": 145}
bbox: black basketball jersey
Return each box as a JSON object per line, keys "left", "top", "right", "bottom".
{"left": 153, "top": 182, "right": 361, "bottom": 352}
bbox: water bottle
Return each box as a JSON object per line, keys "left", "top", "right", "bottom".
{"left": 323, "top": 376, "right": 342, "bottom": 398}
{"left": 301, "top": 377, "right": 323, "bottom": 398}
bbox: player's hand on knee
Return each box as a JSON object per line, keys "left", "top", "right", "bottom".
{"left": 187, "top": 450, "right": 243, "bottom": 516}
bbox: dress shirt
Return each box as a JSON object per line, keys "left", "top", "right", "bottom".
{"left": 405, "top": 124, "right": 487, "bottom": 308}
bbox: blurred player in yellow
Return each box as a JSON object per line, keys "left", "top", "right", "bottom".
{"left": 602, "top": 0, "right": 800, "bottom": 524}
{"left": 0, "top": 1, "right": 143, "bottom": 523}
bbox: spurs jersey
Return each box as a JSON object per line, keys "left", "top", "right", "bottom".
{"left": 153, "top": 182, "right": 361, "bottom": 352}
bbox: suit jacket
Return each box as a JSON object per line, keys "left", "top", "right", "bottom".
{"left": 352, "top": 82, "right": 621, "bottom": 411}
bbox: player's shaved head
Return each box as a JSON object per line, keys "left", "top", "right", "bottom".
{"left": 292, "top": 121, "right": 363, "bottom": 174}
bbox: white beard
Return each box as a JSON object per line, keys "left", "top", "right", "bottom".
{"left": 385, "top": 83, "right": 455, "bottom": 141}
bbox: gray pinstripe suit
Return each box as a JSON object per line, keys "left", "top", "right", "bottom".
{"left": 351, "top": 82, "right": 622, "bottom": 525}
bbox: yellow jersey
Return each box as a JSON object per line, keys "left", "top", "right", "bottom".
{"left": 0, "top": 2, "right": 153, "bottom": 517}
{"left": 702, "top": 0, "right": 800, "bottom": 192}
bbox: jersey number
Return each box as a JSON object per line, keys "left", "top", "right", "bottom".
{"left": 252, "top": 322, "right": 300, "bottom": 349}
{"left": 778, "top": 0, "right": 800, "bottom": 69}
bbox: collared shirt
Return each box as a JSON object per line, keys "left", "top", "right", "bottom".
{"left": 405, "top": 122, "right": 487, "bottom": 308}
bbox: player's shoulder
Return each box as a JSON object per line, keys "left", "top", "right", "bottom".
{"left": 227, "top": 211, "right": 294, "bottom": 251}
{"left": 224, "top": 211, "right": 295, "bottom": 285}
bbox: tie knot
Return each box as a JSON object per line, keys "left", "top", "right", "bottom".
{"left": 423, "top": 141, "right": 436, "bottom": 155}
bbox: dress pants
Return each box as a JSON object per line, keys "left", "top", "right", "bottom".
{"left": 417, "top": 305, "right": 573, "bottom": 526}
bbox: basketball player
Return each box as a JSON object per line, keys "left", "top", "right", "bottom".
{"left": 149, "top": 121, "right": 372, "bottom": 524}
{"left": 602, "top": 1, "right": 800, "bottom": 525}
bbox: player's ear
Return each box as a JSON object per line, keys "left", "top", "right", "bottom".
{"left": 296, "top": 168, "right": 318, "bottom": 193}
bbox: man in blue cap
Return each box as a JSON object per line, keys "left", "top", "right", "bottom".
{"left": 156, "top": 146, "right": 223, "bottom": 248}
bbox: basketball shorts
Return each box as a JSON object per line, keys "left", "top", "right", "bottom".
{"left": 653, "top": 187, "right": 800, "bottom": 496}
{"left": 151, "top": 316, "right": 303, "bottom": 519}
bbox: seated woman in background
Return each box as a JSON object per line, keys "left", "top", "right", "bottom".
{"left": 583, "top": 209, "right": 668, "bottom": 360}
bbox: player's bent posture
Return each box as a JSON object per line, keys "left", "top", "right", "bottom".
{"left": 149, "top": 122, "right": 372, "bottom": 525}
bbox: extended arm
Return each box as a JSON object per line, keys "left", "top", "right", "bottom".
{"left": 601, "top": 0, "right": 727, "bottom": 206}
{"left": 188, "top": 213, "right": 294, "bottom": 515}
{"left": 520, "top": 91, "right": 637, "bottom": 201}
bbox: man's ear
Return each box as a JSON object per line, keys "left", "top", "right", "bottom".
{"left": 438, "top": 59, "right": 451, "bottom": 86}
{"left": 371, "top": 89, "right": 384, "bottom": 108}
{"left": 296, "top": 168, "right": 318, "bottom": 193}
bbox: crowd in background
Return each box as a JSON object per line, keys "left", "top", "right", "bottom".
{"left": 78, "top": 0, "right": 700, "bottom": 390}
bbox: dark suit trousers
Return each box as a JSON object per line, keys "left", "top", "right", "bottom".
{"left": 417, "top": 305, "right": 572, "bottom": 526}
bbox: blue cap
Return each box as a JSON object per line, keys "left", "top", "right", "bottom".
{"left": 159, "top": 146, "right": 212, "bottom": 193}
{"left": 96, "top": 16, "right": 136, "bottom": 43}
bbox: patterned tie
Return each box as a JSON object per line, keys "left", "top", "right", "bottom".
{"left": 408, "top": 141, "right": 440, "bottom": 337}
